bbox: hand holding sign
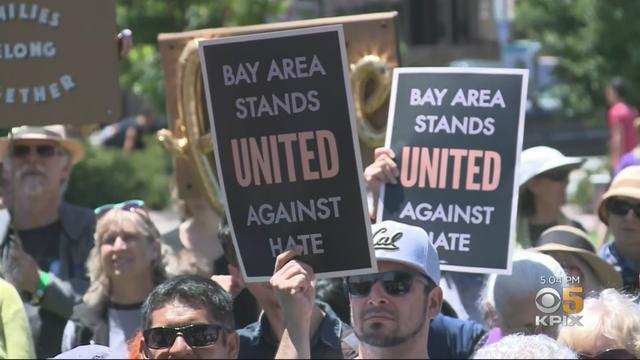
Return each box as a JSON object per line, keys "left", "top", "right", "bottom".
{"left": 271, "top": 245, "right": 315, "bottom": 357}
{"left": 364, "top": 147, "right": 398, "bottom": 219}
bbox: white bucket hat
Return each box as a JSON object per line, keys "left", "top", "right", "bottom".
{"left": 518, "top": 146, "right": 584, "bottom": 187}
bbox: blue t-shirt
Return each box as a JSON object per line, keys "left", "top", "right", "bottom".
{"left": 428, "top": 314, "right": 486, "bottom": 359}
{"left": 238, "top": 301, "right": 352, "bottom": 359}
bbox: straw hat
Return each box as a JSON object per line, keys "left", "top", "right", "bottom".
{"left": 597, "top": 166, "right": 640, "bottom": 224}
{"left": 518, "top": 146, "right": 584, "bottom": 187}
{"left": 533, "top": 225, "right": 622, "bottom": 289}
{"left": 0, "top": 125, "right": 85, "bottom": 165}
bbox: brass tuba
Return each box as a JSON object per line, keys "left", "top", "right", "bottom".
{"left": 157, "top": 12, "right": 399, "bottom": 213}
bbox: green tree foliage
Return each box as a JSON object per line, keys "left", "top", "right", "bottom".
{"left": 513, "top": 0, "right": 640, "bottom": 123}
{"left": 116, "top": 0, "right": 287, "bottom": 114}
{"left": 66, "top": 135, "right": 172, "bottom": 210}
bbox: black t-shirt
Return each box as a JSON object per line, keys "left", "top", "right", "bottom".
{"left": 19, "top": 221, "right": 62, "bottom": 273}
{"left": 17, "top": 221, "right": 65, "bottom": 358}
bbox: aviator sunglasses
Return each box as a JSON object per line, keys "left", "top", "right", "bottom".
{"left": 345, "top": 270, "right": 434, "bottom": 297}
{"left": 94, "top": 199, "right": 145, "bottom": 219}
{"left": 606, "top": 198, "right": 640, "bottom": 218}
{"left": 11, "top": 144, "right": 60, "bottom": 158}
{"left": 143, "top": 324, "right": 226, "bottom": 349}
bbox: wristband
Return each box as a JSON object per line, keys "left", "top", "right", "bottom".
{"left": 30, "top": 271, "right": 51, "bottom": 305}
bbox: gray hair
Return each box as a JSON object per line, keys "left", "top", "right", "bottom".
{"left": 473, "top": 334, "right": 576, "bottom": 359}
{"left": 480, "top": 251, "right": 567, "bottom": 337}
{"left": 559, "top": 288, "right": 640, "bottom": 358}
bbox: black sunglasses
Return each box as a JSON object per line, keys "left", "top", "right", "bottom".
{"left": 540, "top": 169, "right": 570, "bottom": 182}
{"left": 11, "top": 144, "right": 58, "bottom": 158}
{"left": 345, "top": 271, "right": 433, "bottom": 297}
{"left": 607, "top": 198, "right": 640, "bottom": 218}
{"left": 143, "top": 324, "right": 226, "bottom": 349}
{"left": 578, "top": 348, "right": 636, "bottom": 359}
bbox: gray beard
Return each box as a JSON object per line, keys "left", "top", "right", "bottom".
{"left": 355, "top": 301, "right": 428, "bottom": 348}
{"left": 19, "top": 176, "right": 48, "bottom": 196}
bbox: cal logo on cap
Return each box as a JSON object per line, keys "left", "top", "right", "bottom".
{"left": 373, "top": 227, "right": 402, "bottom": 250}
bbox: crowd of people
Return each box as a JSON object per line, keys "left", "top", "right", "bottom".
{"left": 0, "top": 119, "right": 638, "bottom": 359}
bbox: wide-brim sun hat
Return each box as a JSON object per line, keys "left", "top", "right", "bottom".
{"left": 0, "top": 125, "right": 85, "bottom": 165}
{"left": 533, "top": 225, "right": 622, "bottom": 289}
{"left": 518, "top": 146, "right": 584, "bottom": 187}
{"left": 597, "top": 165, "right": 640, "bottom": 224}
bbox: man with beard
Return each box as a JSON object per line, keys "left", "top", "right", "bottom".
{"left": 0, "top": 125, "right": 95, "bottom": 358}
{"left": 272, "top": 220, "right": 443, "bottom": 358}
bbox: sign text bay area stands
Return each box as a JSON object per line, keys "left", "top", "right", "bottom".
{"left": 378, "top": 67, "right": 528, "bottom": 274}
{"left": 199, "top": 25, "right": 376, "bottom": 282}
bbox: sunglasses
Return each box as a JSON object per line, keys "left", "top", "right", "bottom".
{"left": 11, "top": 144, "right": 59, "bottom": 158}
{"left": 606, "top": 198, "right": 640, "bottom": 218}
{"left": 540, "top": 169, "right": 570, "bottom": 182}
{"left": 578, "top": 348, "right": 636, "bottom": 359}
{"left": 143, "top": 324, "right": 226, "bottom": 349}
{"left": 94, "top": 199, "right": 145, "bottom": 219}
{"left": 345, "top": 271, "right": 433, "bottom": 297}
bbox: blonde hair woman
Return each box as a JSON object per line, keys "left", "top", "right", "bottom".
{"left": 559, "top": 289, "right": 640, "bottom": 359}
{"left": 60, "top": 200, "right": 177, "bottom": 358}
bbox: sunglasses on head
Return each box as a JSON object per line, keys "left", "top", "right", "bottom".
{"left": 94, "top": 199, "right": 145, "bottom": 219}
{"left": 540, "top": 169, "right": 570, "bottom": 182}
{"left": 143, "top": 324, "right": 226, "bottom": 349}
{"left": 578, "top": 348, "right": 636, "bottom": 359}
{"left": 11, "top": 144, "right": 59, "bottom": 158}
{"left": 606, "top": 198, "right": 640, "bottom": 218}
{"left": 345, "top": 271, "right": 433, "bottom": 297}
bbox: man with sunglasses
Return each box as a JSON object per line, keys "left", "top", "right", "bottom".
{"left": 273, "top": 220, "right": 443, "bottom": 359}
{"left": 0, "top": 125, "right": 95, "bottom": 358}
{"left": 597, "top": 166, "right": 640, "bottom": 293}
{"left": 138, "top": 275, "right": 239, "bottom": 359}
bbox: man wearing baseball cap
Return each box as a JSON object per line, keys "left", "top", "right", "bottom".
{"left": 271, "top": 220, "right": 443, "bottom": 358}
{"left": 0, "top": 125, "right": 95, "bottom": 358}
{"left": 597, "top": 165, "right": 640, "bottom": 293}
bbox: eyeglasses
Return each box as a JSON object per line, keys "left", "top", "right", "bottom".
{"left": 540, "top": 169, "right": 570, "bottom": 182}
{"left": 143, "top": 324, "right": 226, "bottom": 349}
{"left": 578, "top": 348, "right": 636, "bottom": 359}
{"left": 11, "top": 144, "right": 59, "bottom": 158}
{"left": 94, "top": 199, "right": 145, "bottom": 219}
{"left": 345, "top": 271, "right": 433, "bottom": 297}
{"left": 606, "top": 198, "right": 640, "bottom": 218}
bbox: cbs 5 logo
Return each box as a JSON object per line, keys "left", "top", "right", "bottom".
{"left": 535, "top": 287, "right": 583, "bottom": 314}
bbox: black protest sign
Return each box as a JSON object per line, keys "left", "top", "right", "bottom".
{"left": 199, "top": 25, "right": 376, "bottom": 282}
{"left": 378, "top": 68, "right": 528, "bottom": 274}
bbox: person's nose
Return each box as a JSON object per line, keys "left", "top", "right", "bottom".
{"left": 112, "top": 236, "right": 128, "bottom": 251}
{"left": 167, "top": 334, "right": 194, "bottom": 357}
{"left": 366, "top": 281, "right": 390, "bottom": 305}
{"left": 625, "top": 207, "right": 638, "bottom": 222}
{"left": 23, "top": 148, "right": 40, "bottom": 164}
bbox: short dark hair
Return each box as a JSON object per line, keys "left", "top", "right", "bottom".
{"left": 609, "top": 77, "right": 627, "bottom": 99}
{"left": 141, "top": 275, "right": 234, "bottom": 330}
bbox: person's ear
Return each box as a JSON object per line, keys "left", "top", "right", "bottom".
{"left": 427, "top": 287, "right": 443, "bottom": 321}
{"left": 139, "top": 336, "right": 150, "bottom": 359}
{"left": 226, "top": 330, "right": 240, "bottom": 359}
